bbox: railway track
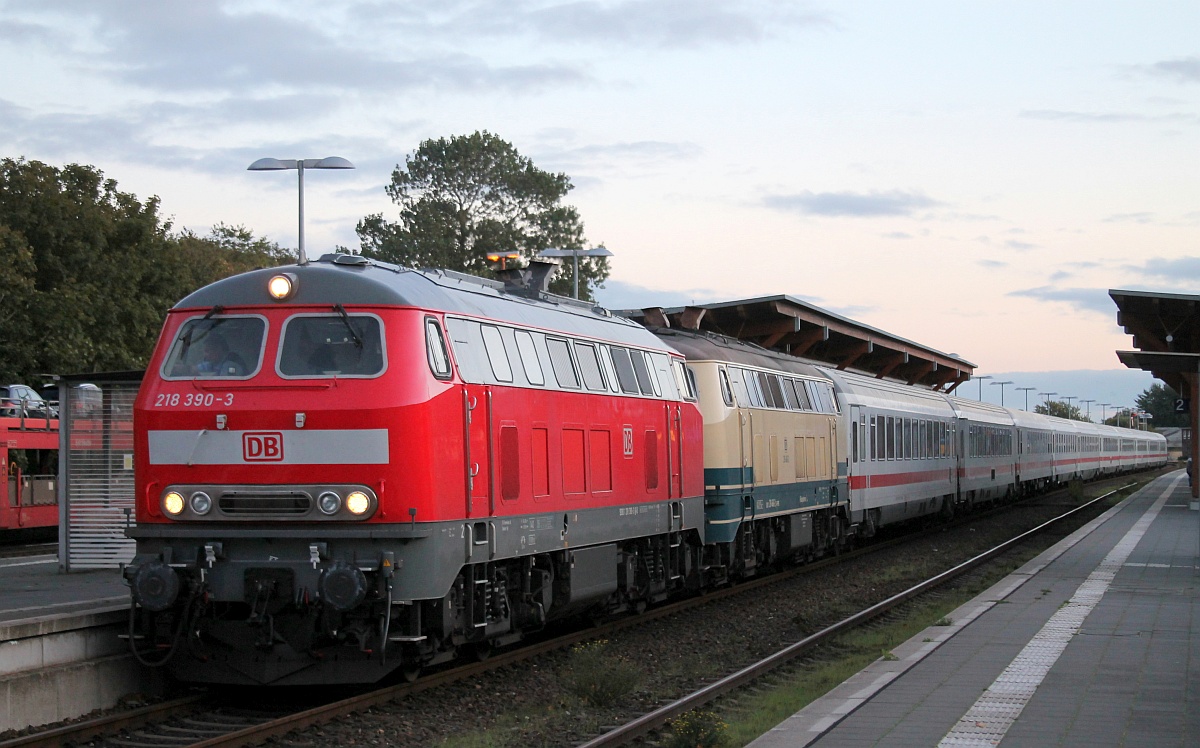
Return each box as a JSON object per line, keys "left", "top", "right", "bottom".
{"left": 0, "top": 474, "right": 1152, "bottom": 748}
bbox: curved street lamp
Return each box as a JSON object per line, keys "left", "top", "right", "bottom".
{"left": 990, "top": 380, "right": 1013, "bottom": 406}
{"left": 248, "top": 156, "right": 355, "bottom": 265}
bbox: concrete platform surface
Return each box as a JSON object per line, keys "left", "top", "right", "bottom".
{"left": 750, "top": 470, "right": 1199, "bottom": 748}
{"left": 0, "top": 553, "right": 127, "bottom": 626}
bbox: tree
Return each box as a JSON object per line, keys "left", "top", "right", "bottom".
{"left": 1135, "top": 382, "right": 1187, "bottom": 428}
{"left": 357, "top": 131, "right": 609, "bottom": 300}
{"left": 0, "top": 158, "right": 286, "bottom": 384}
{"left": 1034, "top": 401, "right": 1088, "bottom": 421}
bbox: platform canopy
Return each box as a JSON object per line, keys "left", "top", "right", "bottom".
{"left": 623, "top": 295, "right": 975, "bottom": 391}
{"left": 1111, "top": 289, "right": 1200, "bottom": 393}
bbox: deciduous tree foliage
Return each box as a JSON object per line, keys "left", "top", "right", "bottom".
{"left": 357, "top": 131, "right": 609, "bottom": 300}
{"left": 0, "top": 158, "right": 287, "bottom": 385}
{"left": 1034, "top": 400, "right": 1088, "bottom": 421}
{"left": 1135, "top": 382, "right": 1187, "bottom": 428}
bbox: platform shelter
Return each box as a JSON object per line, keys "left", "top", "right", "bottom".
{"left": 625, "top": 295, "right": 975, "bottom": 391}
{"left": 1110, "top": 288, "right": 1200, "bottom": 500}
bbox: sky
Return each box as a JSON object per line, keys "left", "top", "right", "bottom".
{"left": 0, "top": 1, "right": 1196, "bottom": 410}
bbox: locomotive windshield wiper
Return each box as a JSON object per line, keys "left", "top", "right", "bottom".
{"left": 333, "top": 304, "right": 363, "bottom": 349}
{"left": 180, "top": 305, "right": 226, "bottom": 353}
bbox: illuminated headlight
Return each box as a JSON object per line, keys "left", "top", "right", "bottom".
{"left": 189, "top": 491, "right": 212, "bottom": 515}
{"left": 163, "top": 491, "right": 185, "bottom": 516}
{"left": 318, "top": 491, "right": 342, "bottom": 515}
{"left": 267, "top": 273, "right": 297, "bottom": 300}
{"left": 346, "top": 491, "right": 371, "bottom": 515}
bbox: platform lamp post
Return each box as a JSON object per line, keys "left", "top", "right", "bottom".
{"left": 990, "top": 380, "right": 1013, "bottom": 406}
{"left": 1062, "top": 395, "right": 1076, "bottom": 417}
{"left": 1039, "top": 392, "right": 1057, "bottom": 412}
{"left": 537, "top": 246, "right": 614, "bottom": 299}
{"left": 975, "top": 375, "right": 992, "bottom": 401}
{"left": 1081, "top": 399, "right": 1095, "bottom": 421}
{"left": 1100, "top": 403, "right": 1111, "bottom": 423}
{"left": 1017, "top": 386, "right": 1037, "bottom": 411}
{"left": 247, "top": 156, "right": 355, "bottom": 265}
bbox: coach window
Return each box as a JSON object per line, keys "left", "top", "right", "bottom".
{"left": 574, "top": 342, "right": 607, "bottom": 391}
{"left": 425, "top": 319, "right": 452, "bottom": 379}
{"left": 870, "top": 416, "right": 878, "bottom": 460}
{"left": 886, "top": 416, "right": 895, "bottom": 459}
{"left": 609, "top": 347, "right": 640, "bottom": 394}
{"left": 546, "top": 338, "right": 580, "bottom": 389}
{"left": 480, "top": 325, "right": 513, "bottom": 382}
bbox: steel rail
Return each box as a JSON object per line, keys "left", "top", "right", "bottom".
{"left": 0, "top": 695, "right": 206, "bottom": 748}
{"left": 575, "top": 481, "right": 1139, "bottom": 748}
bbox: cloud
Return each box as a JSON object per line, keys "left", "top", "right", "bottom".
{"left": 763, "top": 190, "right": 940, "bottom": 217}
{"left": 5, "top": 2, "right": 592, "bottom": 97}
{"left": 978, "top": 259, "right": 1007, "bottom": 269}
{"left": 539, "top": 140, "right": 703, "bottom": 172}
{"left": 1143, "top": 56, "right": 1200, "bottom": 84}
{"left": 595, "top": 278, "right": 727, "bottom": 311}
{"left": 359, "top": 0, "right": 835, "bottom": 49}
{"left": 1129, "top": 256, "right": 1200, "bottom": 282}
{"left": 1005, "top": 239, "right": 1036, "bottom": 251}
{"left": 882, "top": 232, "right": 912, "bottom": 239}
{"left": 1104, "top": 212, "right": 1155, "bottom": 224}
{"left": 1007, "top": 286, "right": 1113, "bottom": 315}
{"left": 1020, "top": 109, "right": 1196, "bottom": 124}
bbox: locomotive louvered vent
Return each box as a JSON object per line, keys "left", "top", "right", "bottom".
{"left": 218, "top": 490, "right": 311, "bottom": 515}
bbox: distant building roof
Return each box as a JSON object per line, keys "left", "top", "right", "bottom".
{"left": 621, "top": 294, "right": 975, "bottom": 391}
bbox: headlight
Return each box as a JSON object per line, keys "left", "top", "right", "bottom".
{"left": 163, "top": 491, "right": 185, "bottom": 516}
{"left": 190, "top": 491, "right": 212, "bottom": 515}
{"left": 346, "top": 491, "right": 370, "bottom": 515}
{"left": 318, "top": 491, "right": 342, "bottom": 515}
{"left": 268, "top": 273, "right": 297, "bottom": 300}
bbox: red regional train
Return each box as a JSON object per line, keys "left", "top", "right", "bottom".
{"left": 124, "top": 252, "right": 1167, "bottom": 685}
{"left": 1, "top": 414, "right": 59, "bottom": 537}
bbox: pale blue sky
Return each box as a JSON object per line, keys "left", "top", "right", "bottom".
{"left": 1, "top": 1, "right": 1196, "bottom": 407}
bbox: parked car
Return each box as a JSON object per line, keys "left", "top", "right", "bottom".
{"left": 1, "top": 384, "right": 56, "bottom": 419}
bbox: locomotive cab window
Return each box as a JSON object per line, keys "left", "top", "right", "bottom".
{"left": 278, "top": 314, "right": 385, "bottom": 378}
{"left": 162, "top": 315, "right": 267, "bottom": 380}
{"left": 426, "top": 319, "right": 452, "bottom": 379}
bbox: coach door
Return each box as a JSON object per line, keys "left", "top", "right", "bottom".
{"left": 463, "top": 384, "right": 494, "bottom": 519}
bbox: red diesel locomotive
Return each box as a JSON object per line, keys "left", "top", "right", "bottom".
{"left": 125, "top": 255, "right": 705, "bottom": 684}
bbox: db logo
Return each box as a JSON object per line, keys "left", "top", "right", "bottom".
{"left": 243, "top": 432, "right": 284, "bottom": 462}
{"left": 622, "top": 426, "right": 634, "bottom": 458}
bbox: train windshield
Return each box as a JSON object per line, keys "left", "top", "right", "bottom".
{"left": 278, "top": 313, "right": 385, "bottom": 378}
{"left": 161, "top": 316, "right": 266, "bottom": 379}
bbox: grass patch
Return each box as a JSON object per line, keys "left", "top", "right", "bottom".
{"left": 720, "top": 555, "right": 1039, "bottom": 747}
{"left": 562, "top": 639, "right": 642, "bottom": 707}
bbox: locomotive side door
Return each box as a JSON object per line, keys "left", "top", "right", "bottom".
{"left": 463, "top": 383, "right": 494, "bottom": 518}
{"left": 666, "top": 401, "right": 683, "bottom": 499}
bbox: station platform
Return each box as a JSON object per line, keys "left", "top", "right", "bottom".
{"left": 0, "top": 553, "right": 127, "bottom": 626}
{"left": 750, "top": 470, "right": 1199, "bottom": 748}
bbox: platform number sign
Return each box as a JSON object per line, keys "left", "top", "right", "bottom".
{"left": 1174, "top": 398, "right": 1190, "bottom": 414}
{"left": 623, "top": 425, "right": 634, "bottom": 458}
